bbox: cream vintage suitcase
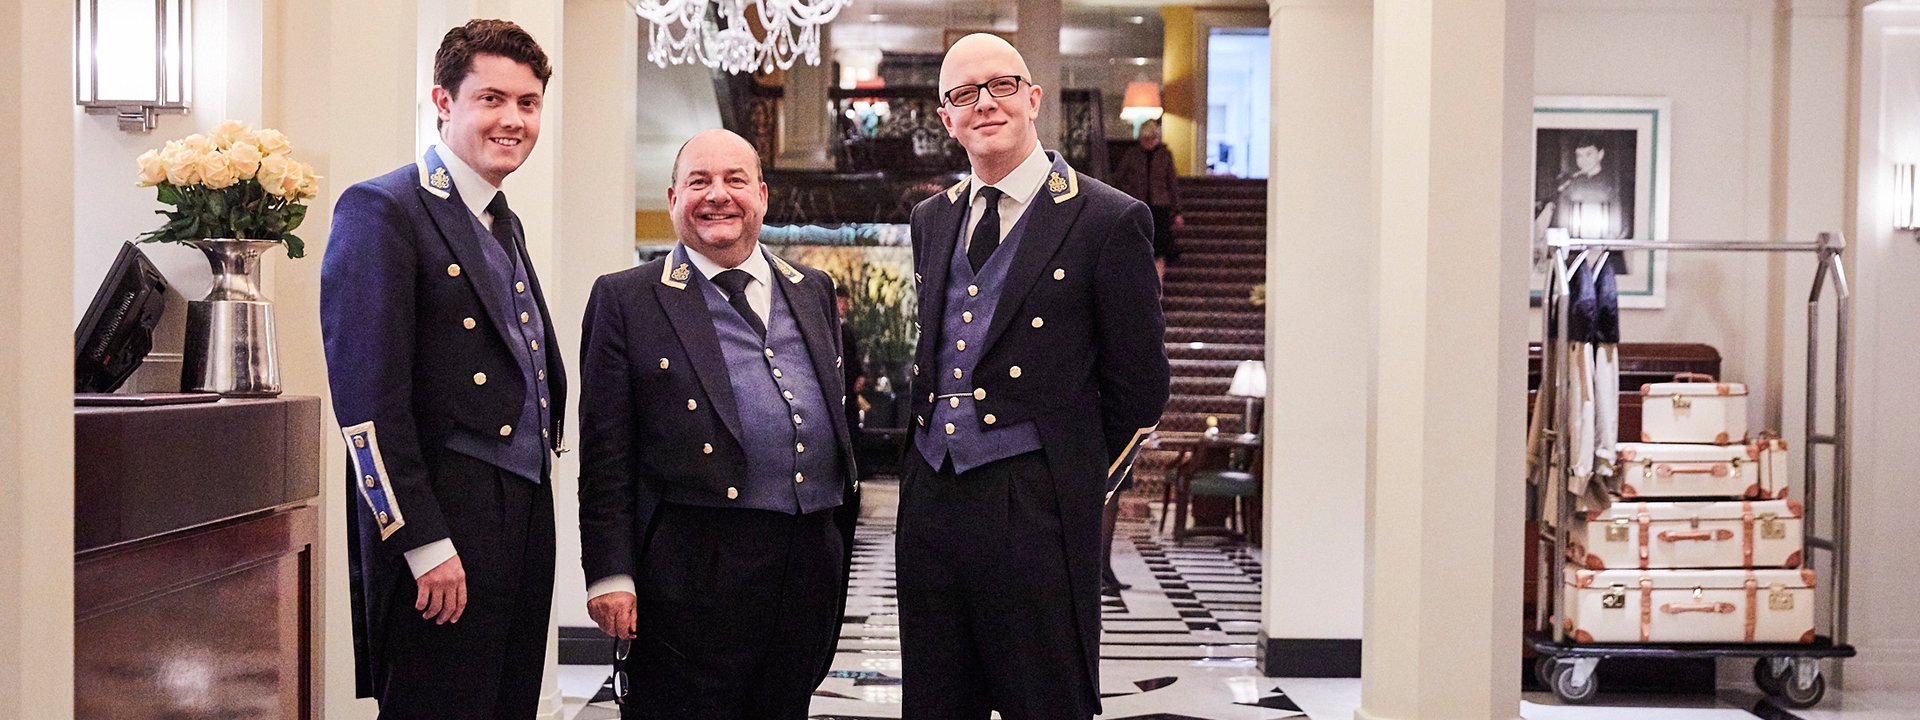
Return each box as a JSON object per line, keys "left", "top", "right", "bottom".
{"left": 1563, "top": 565, "right": 1816, "bottom": 644}
{"left": 1640, "top": 373, "right": 1749, "bottom": 444}
{"left": 1569, "top": 499, "right": 1804, "bottom": 570}
{"left": 1616, "top": 437, "right": 1790, "bottom": 500}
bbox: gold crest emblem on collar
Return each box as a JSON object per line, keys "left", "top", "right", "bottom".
{"left": 671, "top": 263, "right": 691, "bottom": 282}
{"left": 1047, "top": 171, "right": 1067, "bottom": 194}
{"left": 429, "top": 167, "right": 452, "bottom": 190}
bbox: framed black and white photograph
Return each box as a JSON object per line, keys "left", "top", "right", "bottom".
{"left": 1532, "top": 96, "right": 1671, "bottom": 309}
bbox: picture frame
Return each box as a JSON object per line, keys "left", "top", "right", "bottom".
{"left": 1532, "top": 95, "right": 1672, "bottom": 309}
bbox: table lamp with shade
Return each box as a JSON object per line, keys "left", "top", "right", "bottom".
{"left": 1227, "top": 360, "right": 1266, "bottom": 440}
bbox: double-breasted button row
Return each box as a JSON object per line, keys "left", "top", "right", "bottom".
{"left": 516, "top": 281, "right": 526, "bottom": 293}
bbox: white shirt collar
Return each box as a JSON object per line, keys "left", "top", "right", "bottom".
{"left": 969, "top": 142, "right": 1051, "bottom": 205}
{"left": 435, "top": 140, "right": 500, "bottom": 221}
{"left": 683, "top": 242, "right": 774, "bottom": 288}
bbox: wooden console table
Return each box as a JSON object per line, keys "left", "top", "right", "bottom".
{"left": 73, "top": 396, "right": 321, "bottom": 719}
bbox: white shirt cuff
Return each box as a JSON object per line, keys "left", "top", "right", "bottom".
{"left": 587, "top": 574, "right": 636, "bottom": 600}
{"left": 403, "top": 539, "right": 457, "bottom": 578}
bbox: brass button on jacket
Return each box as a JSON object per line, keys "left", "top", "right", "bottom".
{"left": 472, "top": 372, "right": 487, "bottom": 386}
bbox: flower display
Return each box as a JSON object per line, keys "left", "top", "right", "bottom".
{"left": 136, "top": 120, "right": 320, "bottom": 258}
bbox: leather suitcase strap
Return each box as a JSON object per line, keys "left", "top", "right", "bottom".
{"left": 1639, "top": 579, "right": 1654, "bottom": 642}
{"left": 1742, "top": 501, "right": 1755, "bottom": 567}
{"left": 1744, "top": 572, "right": 1759, "bottom": 642}
{"left": 1638, "top": 514, "right": 1652, "bottom": 570}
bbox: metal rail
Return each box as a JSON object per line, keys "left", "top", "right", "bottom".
{"left": 1539, "top": 233, "right": 1853, "bottom": 660}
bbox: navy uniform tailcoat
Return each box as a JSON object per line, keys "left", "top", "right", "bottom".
{"left": 575, "top": 248, "right": 860, "bottom": 686}
{"left": 905, "top": 154, "right": 1171, "bottom": 709}
{"left": 320, "top": 148, "right": 567, "bottom": 699}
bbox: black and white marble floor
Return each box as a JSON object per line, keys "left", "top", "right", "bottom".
{"left": 559, "top": 517, "right": 1912, "bottom": 719}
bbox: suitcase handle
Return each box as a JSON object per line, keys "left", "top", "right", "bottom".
{"left": 1655, "top": 463, "right": 1731, "bottom": 478}
{"left": 1671, "top": 372, "right": 1718, "bottom": 383}
{"left": 1661, "top": 602, "right": 1737, "bottom": 615}
{"left": 1658, "top": 529, "right": 1735, "bottom": 543}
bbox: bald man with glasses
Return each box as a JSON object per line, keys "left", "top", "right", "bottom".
{"left": 894, "top": 34, "right": 1169, "bottom": 720}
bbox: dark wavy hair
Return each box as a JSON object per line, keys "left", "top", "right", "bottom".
{"left": 433, "top": 19, "right": 552, "bottom": 99}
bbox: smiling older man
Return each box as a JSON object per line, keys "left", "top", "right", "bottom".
{"left": 895, "top": 33, "right": 1170, "bottom": 720}
{"left": 576, "top": 129, "right": 859, "bottom": 719}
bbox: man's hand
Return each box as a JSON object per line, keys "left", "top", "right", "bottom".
{"left": 415, "top": 554, "right": 467, "bottom": 625}
{"left": 588, "top": 591, "right": 638, "bottom": 639}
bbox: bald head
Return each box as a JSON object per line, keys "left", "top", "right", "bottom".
{"left": 939, "top": 33, "right": 1030, "bottom": 95}
{"left": 672, "top": 128, "right": 761, "bottom": 185}
{"left": 937, "top": 33, "right": 1043, "bottom": 182}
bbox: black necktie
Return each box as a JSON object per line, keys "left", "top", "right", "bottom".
{"left": 486, "top": 192, "right": 518, "bottom": 257}
{"left": 967, "top": 186, "right": 1005, "bottom": 272}
{"left": 712, "top": 269, "right": 766, "bottom": 339}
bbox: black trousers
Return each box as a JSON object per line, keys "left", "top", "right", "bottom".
{"left": 897, "top": 452, "right": 1094, "bottom": 720}
{"left": 379, "top": 452, "right": 555, "bottom": 720}
{"left": 623, "top": 502, "right": 844, "bottom": 720}
{"left": 1149, "top": 205, "right": 1178, "bottom": 262}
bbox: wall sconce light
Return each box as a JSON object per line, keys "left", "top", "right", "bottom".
{"left": 75, "top": 0, "right": 192, "bottom": 133}
{"left": 1119, "top": 80, "right": 1163, "bottom": 134}
{"left": 1895, "top": 163, "right": 1918, "bottom": 232}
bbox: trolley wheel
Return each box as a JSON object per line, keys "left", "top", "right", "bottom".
{"left": 1752, "top": 658, "right": 1787, "bottom": 696}
{"left": 1775, "top": 668, "right": 1826, "bottom": 709}
{"left": 1551, "top": 662, "right": 1599, "bottom": 704}
{"left": 1533, "top": 656, "right": 1559, "bottom": 689}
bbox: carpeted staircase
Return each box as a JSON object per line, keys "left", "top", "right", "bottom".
{"left": 1133, "top": 176, "right": 1268, "bottom": 500}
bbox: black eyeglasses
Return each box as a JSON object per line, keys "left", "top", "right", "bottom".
{"left": 943, "top": 75, "right": 1028, "bottom": 108}
{"left": 611, "top": 637, "right": 630, "bottom": 706}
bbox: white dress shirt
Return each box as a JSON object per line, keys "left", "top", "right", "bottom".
{"left": 584, "top": 242, "right": 775, "bottom": 602}
{"left": 398, "top": 142, "right": 508, "bottom": 580}
{"left": 685, "top": 242, "right": 775, "bottom": 326}
{"left": 962, "top": 142, "right": 1052, "bottom": 248}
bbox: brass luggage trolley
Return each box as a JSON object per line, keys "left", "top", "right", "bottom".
{"left": 1529, "top": 234, "right": 1857, "bottom": 708}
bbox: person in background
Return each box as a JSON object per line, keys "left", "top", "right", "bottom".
{"left": 1111, "top": 117, "right": 1184, "bottom": 283}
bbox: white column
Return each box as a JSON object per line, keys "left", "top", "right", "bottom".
{"left": 1259, "top": 0, "right": 1371, "bottom": 677}
{"left": 269, "top": 0, "right": 420, "bottom": 716}
{"left": 0, "top": 1, "right": 76, "bottom": 717}
{"left": 550, "top": 0, "right": 642, "bottom": 694}
{"left": 1849, "top": 2, "right": 1920, "bottom": 694}
{"left": 1014, "top": 0, "right": 1063, "bottom": 151}
{"left": 1359, "top": 1, "right": 1531, "bottom": 718}
{"left": 778, "top": 25, "right": 834, "bottom": 170}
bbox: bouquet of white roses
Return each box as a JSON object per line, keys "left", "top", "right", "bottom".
{"left": 136, "top": 119, "right": 321, "bottom": 258}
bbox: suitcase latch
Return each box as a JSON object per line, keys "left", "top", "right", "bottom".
{"left": 1672, "top": 395, "right": 1693, "bottom": 410}
{"left": 1769, "top": 583, "right": 1794, "bottom": 611}
{"left": 1692, "top": 587, "right": 1706, "bottom": 602}
{"left": 1606, "top": 518, "right": 1630, "bottom": 542}
{"left": 1760, "top": 513, "right": 1785, "bottom": 540}
{"left": 1602, "top": 585, "right": 1627, "bottom": 609}
{"left": 1730, "top": 458, "right": 1744, "bottom": 477}
{"left": 1641, "top": 460, "right": 1655, "bottom": 479}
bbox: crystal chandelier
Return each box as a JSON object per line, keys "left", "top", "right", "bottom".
{"left": 632, "top": 0, "right": 851, "bottom": 74}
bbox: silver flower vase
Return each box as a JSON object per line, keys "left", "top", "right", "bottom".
{"left": 181, "top": 239, "right": 282, "bottom": 396}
